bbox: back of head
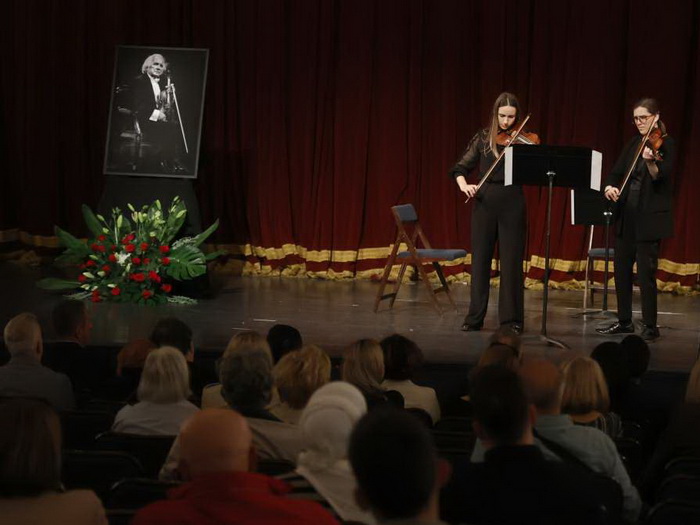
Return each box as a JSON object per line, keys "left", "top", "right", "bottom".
{"left": 518, "top": 358, "right": 563, "bottom": 414}
{"left": 470, "top": 365, "right": 530, "bottom": 446}
{"left": 178, "top": 408, "right": 252, "bottom": 477}
{"left": 561, "top": 357, "right": 610, "bottom": 415}
{"left": 342, "top": 339, "right": 385, "bottom": 392}
{"left": 224, "top": 331, "right": 272, "bottom": 359}
{"left": 380, "top": 334, "right": 424, "bottom": 381}
{"left": 298, "top": 381, "right": 367, "bottom": 470}
{"left": 477, "top": 343, "right": 521, "bottom": 371}
{"left": 266, "top": 324, "right": 302, "bottom": 363}
{"left": 489, "top": 325, "right": 522, "bottom": 353}
{"left": 686, "top": 358, "right": 700, "bottom": 404}
{"left": 150, "top": 317, "right": 193, "bottom": 356}
{"left": 349, "top": 408, "right": 436, "bottom": 520}
{"left": 51, "top": 299, "right": 87, "bottom": 340}
{"left": 0, "top": 398, "right": 61, "bottom": 497}
{"left": 620, "top": 335, "right": 650, "bottom": 379}
{"left": 4, "top": 313, "right": 42, "bottom": 358}
{"left": 219, "top": 347, "right": 274, "bottom": 412}
{"left": 137, "top": 346, "right": 191, "bottom": 404}
{"left": 273, "top": 345, "right": 331, "bottom": 409}
{"left": 591, "top": 341, "right": 629, "bottom": 408}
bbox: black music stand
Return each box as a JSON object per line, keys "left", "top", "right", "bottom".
{"left": 570, "top": 188, "right": 616, "bottom": 318}
{"left": 505, "top": 144, "right": 602, "bottom": 349}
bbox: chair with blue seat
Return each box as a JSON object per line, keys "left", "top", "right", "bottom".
{"left": 374, "top": 204, "right": 466, "bottom": 314}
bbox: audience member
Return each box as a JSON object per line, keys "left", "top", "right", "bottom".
{"left": 641, "top": 357, "right": 700, "bottom": 497}
{"left": 591, "top": 341, "right": 629, "bottom": 412}
{"left": 0, "top": 313, "right": 75, "bottom": 411}
{"left": 349, "top": 408, "right": 450, "bottom": 524}
{"left": 160, "top": 346, "right": 302, "bottom": 479}
{"left": 476, "top": 342, "right": 521, "bottom": 371}
{"left": 112, "top": 346, "right": 199, "bottom": 435}
{"left": 201, "top": 331, "right": 271, "bottom": 409}
{"left": 621, "top": 335, "right": 650, "bottom": 381}
{"left": 380, "top": 334, "right": 441, "bottom": 424}
{"left": 342, "top": 339, "right": 404, "bottom": 410}
{"left": 280, "top": 381, "right": 375, "bottom": 523}
{"left": 134, "top": 409, "right": 338, "bottom": 525}
{"left": 561, "top": 356, "right": 623, "bottom": 438}
{"left": 269, "top": 344, "right": 331, "bottom": 424}
{"left": 267, "top": 324, "right": 303, "bottom": 363}
{"left": 443, "top": 366, "right": 608, "bottom": 524}
{"left": 0, "top": 398, "right": 107, "bottom": 524}
{"left": 150, "top": 317, "right": 205, "bottom": 396}
{"left": 116, "top": 338, "right": 157, "bottom": 375}
{"left": 488, "top": 325, "right": 523, "bottom": 356}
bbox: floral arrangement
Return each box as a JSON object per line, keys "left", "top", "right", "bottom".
{"left": 38, "top": 197, "right": 222, "bottom": 304}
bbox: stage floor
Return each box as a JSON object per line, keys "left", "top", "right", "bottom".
{"left": 5, "top": 265, "right": 697, "bottom": 373}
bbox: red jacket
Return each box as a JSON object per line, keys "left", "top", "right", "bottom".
{"left": 132, "top": 471, "right": 340, "bottom": 525}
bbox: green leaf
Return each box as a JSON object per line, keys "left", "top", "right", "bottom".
{"left": 37, "top": 278, "right": 80, "bottom": 291}
{"left": 204, "top": 250, "right": 226, "bottom": 261}
{"left": 191, "top": 220, "right": 220, "bottom": 247}
{"left": 55, "top": 226, "right": 88, "bottom": 253}
{"left": 166, "top": 244, "right": 207, "bottom": 280}
{"left": 82, "top": 204, "right": 104, "bottom": 237}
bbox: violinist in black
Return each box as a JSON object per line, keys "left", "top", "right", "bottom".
{"left": 597, "top": 98, "right": 675, "bottom": 342}
{"left": 449, "top": 92, "right": 536, "bottom": 334}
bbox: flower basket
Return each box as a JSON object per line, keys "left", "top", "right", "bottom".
{"left": 38, "top": 197, "right": 223, "bottom": 304}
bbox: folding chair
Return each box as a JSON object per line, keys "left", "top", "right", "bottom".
{"left": 583, "top": 225, "right": 616, "bottom": 309}
{"left": 95, "top": 432, "right": 176, "bottom": 479}
{"left": 374, "top": 204, "right": 466, "bottom": 314}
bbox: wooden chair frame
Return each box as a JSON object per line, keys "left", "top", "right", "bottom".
{"left": 374, "top": 204, "right": 465, "bottom": 314}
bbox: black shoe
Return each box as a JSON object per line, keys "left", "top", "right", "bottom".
{"left": 640, "top": 325, "right": 660, "bottom": 342}
{"left": 595, "top": 321, "right": 634, "bottom": 335}
{"left": 461, "top": 322, "right": 482, "bottom": 332}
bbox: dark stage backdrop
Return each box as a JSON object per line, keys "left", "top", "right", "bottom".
{"left": 1, "top": 0, "right": 699, "bottom": 291}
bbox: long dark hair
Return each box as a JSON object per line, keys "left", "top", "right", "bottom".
{"left": 488, "top": 92, "right": 522, "bottom": 153}
{"left": 633, "top": 97, "right": 667, "bottom": 135}
{"left": 0, "top": 398, "right": 62, "bottom": 497}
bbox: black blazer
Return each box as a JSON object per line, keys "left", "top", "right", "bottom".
{"left": 605, "top": 134, "right": 676, "bottom": 241}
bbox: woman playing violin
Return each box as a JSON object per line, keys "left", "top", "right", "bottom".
{"left": 450, "top": 92, "right": 539, "bottom": 334}
{"left": 597, "top": 98, "right": 676, "bottom": 341}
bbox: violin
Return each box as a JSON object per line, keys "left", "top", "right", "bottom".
{"left": 496, "top": 128, "right": 541, "bottom": 146}
{"left": 644, "top": 127, "right": 665, "bottom": 162}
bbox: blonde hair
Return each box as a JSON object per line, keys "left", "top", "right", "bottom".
{"left": 223, "top": 331, "right": 271, "bottom": 359}
{"left": 342, "top": 339, "right": 385, "bottom": 392}
{"left": 273, "top": 345, "right": 331, "bottom": 409}
{"left": 3, "top": 313, "right": 41, "bottom": 357}
{"left": 685, "top": 358, "right": 700, "bottom": 403}
{"left": 561, "top": 356, "right": 610, "bottom": 415}
{"left": 137, "top": 346, "right": 191, "bottom": 404}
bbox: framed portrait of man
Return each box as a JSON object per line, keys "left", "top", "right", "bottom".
{"left": 103, "top": 45, "right": 209, "bottom": 179}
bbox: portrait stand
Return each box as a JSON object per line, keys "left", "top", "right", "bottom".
{"left": 505, "top": 144, "right": 602, "bottom": 349}
{"left": 570, "top": 188, "right": 616, "bottom": 319}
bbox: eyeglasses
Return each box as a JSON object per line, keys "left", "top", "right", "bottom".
{"left": 633, "top": 114, "right": 653, "bottom": 123}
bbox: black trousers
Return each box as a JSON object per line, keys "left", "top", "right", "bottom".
{"left": 614, "top": 233, "right": 660, "bottom": 327}
{"left": 464, "top": 184, "right": 525, "bottom": 327}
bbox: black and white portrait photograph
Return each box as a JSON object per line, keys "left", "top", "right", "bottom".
{"left": 104, "top": 45, "right": 208, "bottom": 178}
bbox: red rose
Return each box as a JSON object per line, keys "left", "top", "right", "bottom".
{"left": 121, "top": 233, "right": 135, "bottom": 245}
{"left": 91, "top": 295, "right": 102, "bottom": 303}
{"left": 78, "top": 263, "right": 86, "bottom": 269}
{"left": 125, "top": 244, "right": 135, "bottom": 253}
{"left": 78, "top": 275, "right": 87, "bottom": 282}
{"left": 97, "top": 235, "right": 106, "bottom": 241}
{"left": 161, "top": 257, "right": 170, "bottom": 266}
{"left": 96, "top": 245, "right": 106, "bottom": 253}
{"left": 90, "top": 243, "right": 100, "bottom": 251}
{"left": 110, "top": 244, "right": 117, "bottom": 252}
{"left": 159, "top": 245, "right": 170, "bottom": 254}
{"left": 142, "top": 290, "right": 152, "bottom": 299}
{"left": 161, "top": 284, "right": 172, "bottom": 293}
{"left": 143, "top": 258, "right": 151, "bottom": 265}
{"left": 140, "top": 242, "right": 150, "bottom": 252}
{"left": 102, "top": 265, "right": 111, "bottom": 273}
{"left": 132, "top": 257, "right": 141, "bottom": 265}
{"left": 131, "top": 273, "right": 146, "bottom": 282}
{"left": 108, "top": 254, "right": 117, "bottom": 262}
{"left": 111, "top": 287, "right": 121, "bottom": 296}
{"left": 148, "top": 271, "right": 161, "bottom": 283}
{"left": 86, "top": 260, "right": 96, "bottom": 267}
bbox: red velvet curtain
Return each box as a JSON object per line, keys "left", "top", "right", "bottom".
{"left": 1, "top": 0, "right": 699, "bottom": 290}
